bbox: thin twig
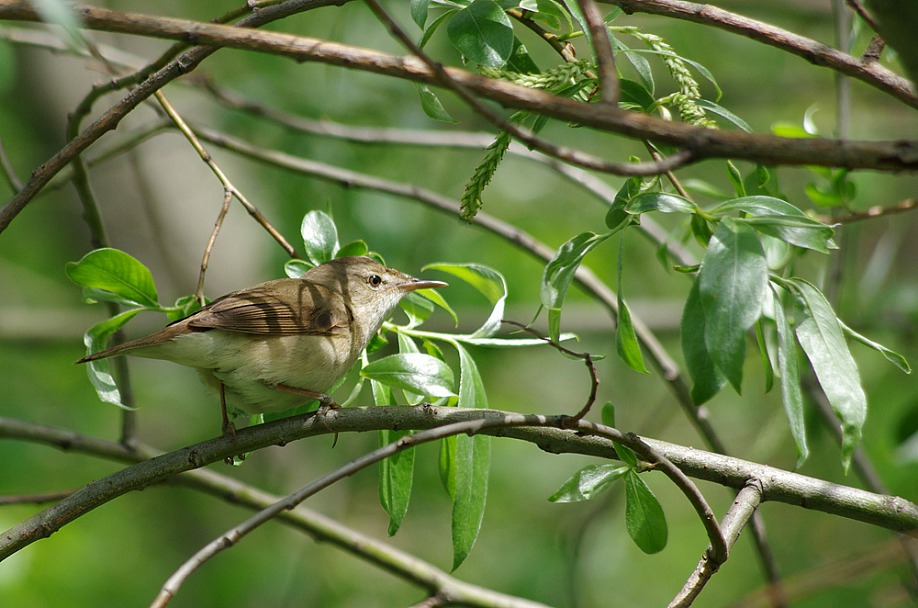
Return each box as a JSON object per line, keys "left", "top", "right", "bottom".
{"left": 153, "top": 90, "right": 298, "bottom": 267}
{"left": 501, "top": 320, "right": 599, "bottom": 421}
{"left": 363, "top": 0, "right": 692, "bottom": 178}
{"left": 821, "top": 198, "right": 918, "bottom": 223}
{"left": 0, "top": 490, "right": 75, "bottom": 505}
{"left": 576, "top": 0, "right": 620, "bottom": 104}
{"left": 0, "top": 137, "right": 23, "bottom": 192}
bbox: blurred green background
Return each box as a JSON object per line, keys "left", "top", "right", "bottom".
{"left": 1, "top": 1, "right": 917, "bottom": 606}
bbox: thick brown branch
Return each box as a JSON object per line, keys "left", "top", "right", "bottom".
{"left": 0, "top": 1, "right": 914, "bottom": 236}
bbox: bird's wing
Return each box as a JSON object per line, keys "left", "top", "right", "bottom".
{"left": 185, "top": 280, "right": 351, "bottom": 336}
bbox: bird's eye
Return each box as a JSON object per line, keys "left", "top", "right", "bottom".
{"left": 368, "top": 274, "right": 383, "bottom": 287}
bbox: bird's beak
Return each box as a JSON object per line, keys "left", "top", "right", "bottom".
{"left": 399, "top": 278, "right": 448, "bottom": 292}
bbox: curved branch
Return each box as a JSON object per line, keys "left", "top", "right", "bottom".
{"left": 2, "top": 406, "right": 916, "bottom": 564}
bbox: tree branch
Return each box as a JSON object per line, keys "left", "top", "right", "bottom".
{"left": 1, "top": 0, "right": 916, "bottom": 234}
{"left": 2, "top": 406, "right": 916, "bottom": 564}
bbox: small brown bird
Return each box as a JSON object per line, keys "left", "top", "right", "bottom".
{"left": 79, "top": 256, "right": 446, "bottom": 428}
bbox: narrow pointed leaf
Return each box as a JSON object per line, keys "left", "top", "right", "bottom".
{"left": 682, "top": 276, "right": 727, "bottom": 404}
{"left": 373, "top": 380, "right": 415, "bottom": 536}
{"left": 698, "top": 219, "right": 768, "bottom": 392}
{"left": 615, "top": 237, "right": 648, "bottom": 373}
{"left": 772, "top": 286, "right": 808, "bottom": 467}
{"left": 541, "top": 231, "right": 612, "bottom": 340}
{"left": 624, "top": 471, "right": 668, "bottom": 554}
{"left": 838, "top": 319, "right": 911, "bottom": 374}
{"left": 625, "top": 192, "right": 696, "bottom": 215}
{"left": 450, "top": 342, "right": 491, "bottom": 569}
{"left": 790, "top": 279, "right": 867, "bottom": 470}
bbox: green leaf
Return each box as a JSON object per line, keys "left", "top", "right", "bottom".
{"left": 397, "top": 333, "right": 425, "bottom": 404}
{"left": 754, "top": 318, "right": 775, "bottom": 393}
{"left": 681, "top": 276, "right": 726, "bottom": 404}
{"left": 838, "top": 319, "right": 911, "bottom": 374}
{"left": 416, "top": 286, "right": 459, "bottom": 327}
{"left": 424, "top": 263, "right": 506, "bottom": 338}
{"left": 505, "top": 36, "right": 541, "bottom": 74}
{"left": 696, "top": 99, "right": 752, "bottom": 132}
{"left": 372, "top": 380, "right": 415, "bottom": 536}
{"left": 410, "top": 0, "right": 431, "bottom": 28}
{"left": 625, "top": 192, "right": 696, "bottom": 215}
{"left": 418, "top": 85, "right": 460, "bottom": 123}
{"left": 521, "top": 0, "right": 572, "bottom": 32}
{"left": 771, "top": 285, "right": 808, "bottom": 467}
{"left": 284, "top": 258, "right": 313, "bottom": 279}
{"left": 726, "top": 161, "right": 746, "bottom": 197}
{"left": 624, "top": 470, "right": 667, "bottom": 554}
{"left": 789, "top": 278, "right": 866, "bottom": 470}
{"left": 82, "top": 310, "right": 142, "bottom": 409}
{"left": 618, "top": 79, "right": 656, "bottom": 113}
{"left": 738, "top": 215, "right": 836, "bottom": 254}
{"left": 399, "top": 291, "right": 436, "bottom": 328}
{"left": 361, "top": 353, "right": 456, "bottom": 397}
{"left": 548, "top": 464, "right": 629, "bottom": 502}
{"left": 300, "top": 210, "right": 339, "bottom": 266}
{"left": 616, "top": 237, "right": 648, "bottom": 374}
{"left": 66, "top": 248, "right": 159, "bottom": 308}
{"left": 31, "top": 0, "right": 85, "bottom": 49}
{"left": 445, "top": 342, "right": 491, "bottom": 569}
{"left": 698, "top": 219, "right": 768, "bottom": 392}
{"left": 336, "top": 240, "right": 369, "bottom": 258}
{"left": 440, "top": 433, "right": 457, "bottom": 498}
{"left": 461, "top": 333, "right": 577, "bottom": 348}
{"left": 447, "top": 0, "right": 514, "bottom": 67}
{"left": 540, "top": 231, "right": 613, "bottom": 340}
{"left": 601, "top": 401, "right": 616, "bottom": 427}
{"left": 419, "top": 9, "right": 456, "bottom": 49}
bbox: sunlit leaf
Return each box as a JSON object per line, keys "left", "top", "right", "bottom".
{"left": 81, "top": 310, "right": 142, "bottom": 409}
{"left": 425, "top": 263, "right": 506, "bottom": 338}
{"left": 838, "top": 319, "right": 911, "bottom": 374}
{"left": 361, "top": 353, "right": 456, "bottom": 397}
{"left": 300, "top": 210, "right": 339, "bottom": 266}
{"left": 66, "top": 248, "right": 159, "bottom": 309}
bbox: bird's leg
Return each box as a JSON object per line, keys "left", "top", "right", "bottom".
{"left": 275, "top": 384, "right": 340, "bottom": 443}
{"left": 220, "top": 383, "right": 236, "bottom": 438}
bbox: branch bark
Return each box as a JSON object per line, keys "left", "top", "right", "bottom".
{"left": 1, "top": 0, "right": 917, "bottom": 233}
{"left": 2, "top": 406, "right": 916, "bottom": 563}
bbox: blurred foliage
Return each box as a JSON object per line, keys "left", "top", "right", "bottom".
{"left": 0, "top": 1, "right": 917, "bottom": 607}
